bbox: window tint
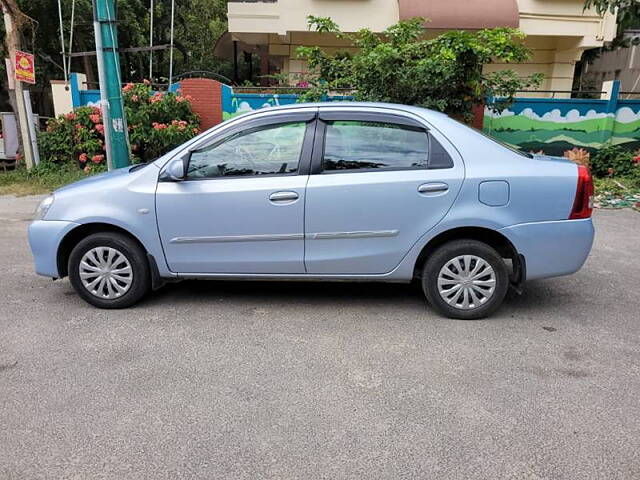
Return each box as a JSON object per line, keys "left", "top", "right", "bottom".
{"left": 429, "top": 136, "right": 454, "bottom": 169}
{"left": 187, "top": 122, "right": 307, "bottom": 179}
{"left": 322, "top": 121, "right": 429, "bottom": 172}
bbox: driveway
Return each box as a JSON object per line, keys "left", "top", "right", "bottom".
{"left": 1, "top": 195, "right": 639, "bottom": 480}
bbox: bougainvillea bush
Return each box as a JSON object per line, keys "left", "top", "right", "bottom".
{"left": 38, "top": 81, "right": 200, "bottom": 171}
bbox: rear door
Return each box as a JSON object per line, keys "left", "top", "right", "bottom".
{"left": 304, "top": 109, "right": 464, "bottom": 274}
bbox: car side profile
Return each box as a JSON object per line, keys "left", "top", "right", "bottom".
{"left": 28, "top": 103, "right": 595, "bottom": 319}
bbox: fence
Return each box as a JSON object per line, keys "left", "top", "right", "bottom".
{"left": 483, "top": 81, "right": 640, "bottom": 156}
{"left": 69, "top": 75, "right": 640, "bottom": 154}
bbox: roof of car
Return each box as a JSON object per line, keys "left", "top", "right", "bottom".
{"left": 235, "top": 101, "right": 452, "bottom": 124}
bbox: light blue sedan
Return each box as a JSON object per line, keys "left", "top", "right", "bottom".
{"left": 28, "top": 103, "right": 595, "bottom": 319}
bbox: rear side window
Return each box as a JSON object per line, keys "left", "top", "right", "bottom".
{"left": 322, "top": 121, "right": 429, "bottom": 172}
{"left": 429, "top": 135, "right": 454, "bottom": 169}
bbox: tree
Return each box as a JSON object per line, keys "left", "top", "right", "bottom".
{"left": 584, "top": 0, "right": 640, "bottom": 33}
{"left": 296, "top": 17, "right": 542, "bottom": 121}
{"left": 0, "top": 0, "right": 231, "bottom": 115}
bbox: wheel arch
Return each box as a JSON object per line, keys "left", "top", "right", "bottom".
{"left": 412, "top": 226, "right": 525, "bottom": 286}
{"left": 56, "top": 222, "right": 148, "bottom": 278}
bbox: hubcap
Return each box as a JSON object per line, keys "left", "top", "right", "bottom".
{"left": 437, "top": 255, "right": 496, "bottom": 310}
{"left": 79, "top": 247, "right": 133, "bottom": 299}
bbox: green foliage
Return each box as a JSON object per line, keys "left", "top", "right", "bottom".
{"left": 38, "top": 82, "right": 200, "bottom": 168}
{"left": 591, "top": 144, "right": 640, "bottom": 177}
{"left": 122, "top": 82, "right": 200, "bottom": 160}
{"left": 584, "top": 0, "right": 640, "bottom": 32}
{"left": 0, "top": 0, "right": 231, "bottom": 113}
{"left": 296, "top": 17, "right": 542, "bottom": 121}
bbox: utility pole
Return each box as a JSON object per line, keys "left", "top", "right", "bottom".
{"left": 93, "top": 0, "right": 129, "bottom": 170}
{"left": 1, "top": 0, "right": 34, "bottom": 169}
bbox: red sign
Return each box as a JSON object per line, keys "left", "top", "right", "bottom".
{"left": 15, "top": 51, "right": 35, "bottom": 84}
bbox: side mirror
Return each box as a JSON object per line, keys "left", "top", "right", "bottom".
{"left": 160, "top": 155, "right": 187, "bottom": 182}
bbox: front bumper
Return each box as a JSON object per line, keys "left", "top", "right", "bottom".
{"left": 28, "top": 220, "right": 79, "bottom": 278}
{"left": 499, "top": 218, "right": 595, "bottom": 281}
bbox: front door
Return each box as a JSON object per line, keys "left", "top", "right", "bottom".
{"left": 304, "top": 111, "right": 464, "bottom": 274}
{"left": 156, "top": 114, "right": 315, "bottom": 274}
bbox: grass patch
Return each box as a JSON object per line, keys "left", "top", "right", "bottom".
{"left": 594, "top": 176, "right": 640, "bottom": 195}
{"left": 0, "top": 163, "right": 101, "bottom": 196}
{"left": 594, "top": 176, "right": 640, "bottom": 210}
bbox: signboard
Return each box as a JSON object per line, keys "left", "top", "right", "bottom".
{"left": 15, "top": 51, "right": 35, "bottom": 84}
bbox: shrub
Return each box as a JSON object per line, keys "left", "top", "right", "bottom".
{"left": 39, "top": 82, "right": 200, "bottom": 168}
{"left": 296, "top": 16, "right": 543, "bottom": 121}
{"left": 563, "top": 147, "right": 590, "bottom": 168}
{"left": 591, "top": 144, "right": 638, "bottom": 178}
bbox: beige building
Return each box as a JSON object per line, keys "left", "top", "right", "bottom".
{"left": 581, "top": 30, "right": 640, "bottom": 94}
{"left": 226, "top": 0, "right": 617, "bottom": 97}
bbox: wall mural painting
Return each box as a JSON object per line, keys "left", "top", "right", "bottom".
{"left": 483, "top": 99, "right": 640, "bottom": 156}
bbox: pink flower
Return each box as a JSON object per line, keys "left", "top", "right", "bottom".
{"left": 171, "top": 119, "right": 188, "bottom": 131}
{"left": 192, "top": 127, "right": 199, "bottom": 134}
{"left": 79, "top": 153, "right": 88, "bottom": 163}
{"left": 83, "top": 165, "right": 91, "bottom": 173}
{"left": 75, "top": 124, "right": 84, "bottom": 131}
{"left": 123, "top": 83, "right": 134, "bottom": 92}
{"left": 131, "top": 95, "right": 139, "bottom": 102}
{"left": 92, "top": 106, "right": 101, "bottom": 115}
{"left": 89, "top": 114, "right": 101, "bottom": 124}
{"left": 95, "top": 124, "right": 105, "bottom": 134}
{"left": 150, "top": 92, "right": 163, "bottom": 103}
{"left": 633, "top": 155, "right": 640, "bottom": 165}
{"left": 91, "top": 154, "right": 104, "bottom": 164}
{"left": 152, "top": 122, "right": 167, "bottom": 130}
{"left": 143, "top": 79, "right": 151, "bottom": 86}
{"left": 65, "top": 113, "right": 76, "bottom": 121}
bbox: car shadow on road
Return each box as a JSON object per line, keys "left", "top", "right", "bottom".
{"left": 147, "top": 279, "right": 422, "bottom": 306}
{"left": 139, "top": 278, "right": 570, "bottom": 317}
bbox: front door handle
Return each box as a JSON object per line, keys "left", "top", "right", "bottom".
{"left": 269, "top": 191, "right": 299, "bottom": 203}
{"left": 418, "top": 182, "right": 449, "bottom": 194}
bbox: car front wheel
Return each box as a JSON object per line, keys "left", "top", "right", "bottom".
{"left": 422, "top": 240, "right": 509, "bottom": 320}
{"left": 68, "top": 232, "right": 150, "bottom": 308}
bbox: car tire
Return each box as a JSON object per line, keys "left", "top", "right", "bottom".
{"left": 422, "top": 239, "right": 509, "bottom": 320}
{"left": 68, "top": 232, "right": 150, "bottom": 309}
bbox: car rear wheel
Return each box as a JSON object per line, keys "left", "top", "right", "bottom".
{"left": 422, "top": 240, "right": 509, "bottom": 320}
{"left": 68, "top": 232, "right": 150, "bottom": 308}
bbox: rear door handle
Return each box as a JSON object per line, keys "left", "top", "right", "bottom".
{"left": 418, "top": 182, "right": 449, "bottom": 194}
{"left": 269, "top": 191, "right": 299, "bottom": 203}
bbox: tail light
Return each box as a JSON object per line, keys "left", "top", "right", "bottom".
{"left": 569, "top": 165, "right": 594, "bottom": 219}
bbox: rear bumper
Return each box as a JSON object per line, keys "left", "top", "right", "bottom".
{"left": 499, "top": 218, "right": 594, "bottom": 281}
{"left": 28, "top": 220, "right": 79, "bottom": 278}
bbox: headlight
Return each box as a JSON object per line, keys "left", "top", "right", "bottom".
{"left": 34, "top": 195, "right": 54, "bottom": 220}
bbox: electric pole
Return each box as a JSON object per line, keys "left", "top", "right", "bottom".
{"left": 1, "top": 0, "right": 34, "bottom": 169}
{"left": 93, "top": 0, "right": 129, "bottom": 170}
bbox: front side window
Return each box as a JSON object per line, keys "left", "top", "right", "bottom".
{"left": 187, "top": 122, "right": 307, "bottom": 179}
{"left": 322, "top": 121, "right": 429, "bottom": 172}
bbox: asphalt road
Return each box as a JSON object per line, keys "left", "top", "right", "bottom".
{"left": 1, "top": 195, "right": 640, "bottom": 480}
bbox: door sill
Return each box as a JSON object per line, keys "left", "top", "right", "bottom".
{"left": 172, "top": 272, "right": 409, "bottom": 283}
